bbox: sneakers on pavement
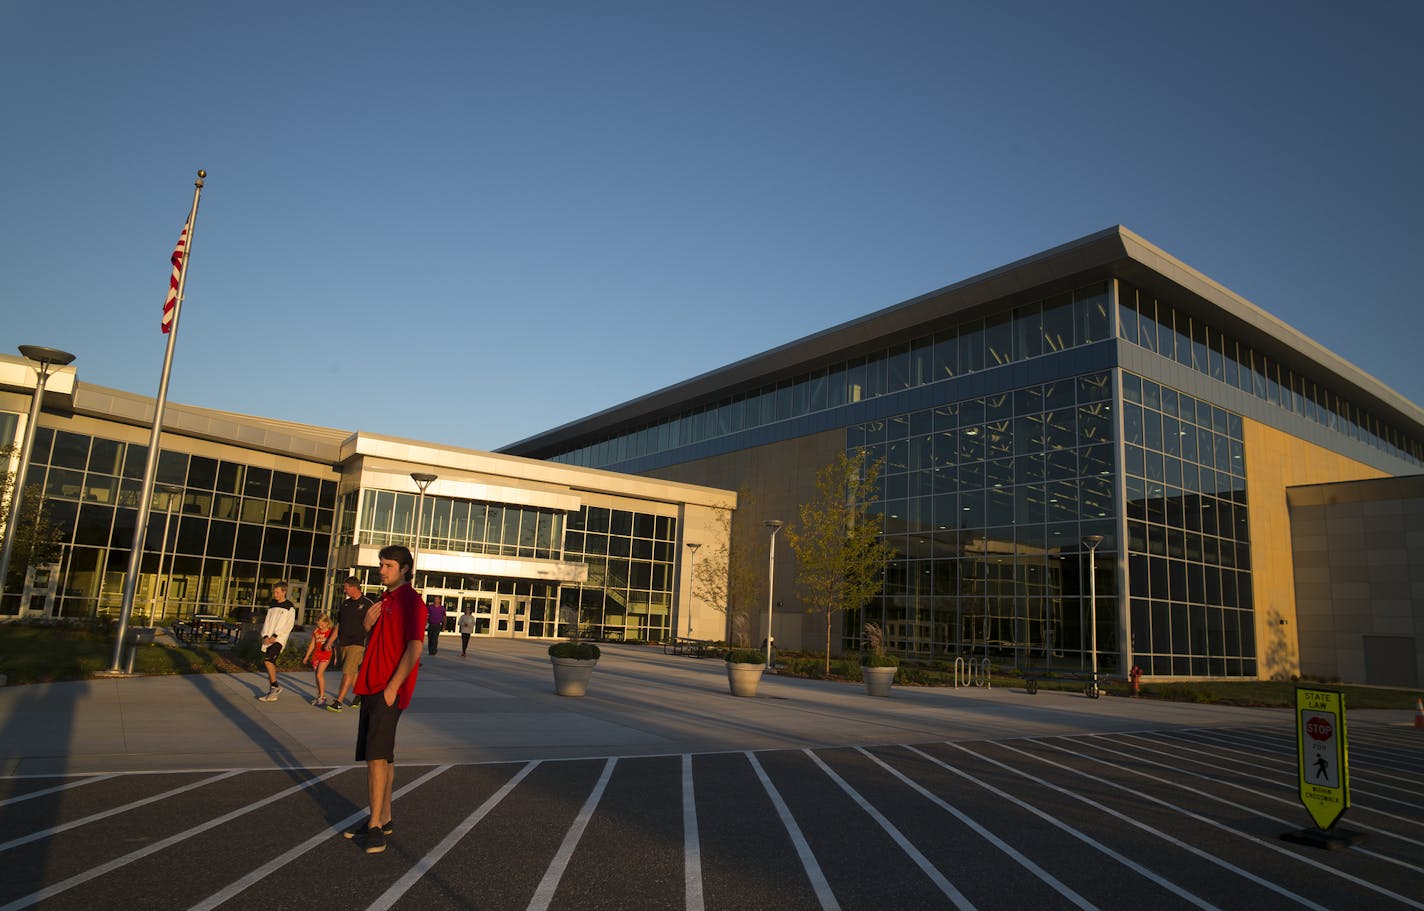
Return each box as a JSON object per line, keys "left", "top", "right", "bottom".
{"left": 360, "top": 828, "right": 387, "bottom": 854}
{"left": 324, "top": 700, "right": 344, "bottom": 712}
{"left": 344, "top": 818, "right": 393, "bottom": 839}
{"left": 258, "top": 689, "right": 279, "bottom": 702}
{"left": 311, "top": 697, "right": 326, "bottom": 707}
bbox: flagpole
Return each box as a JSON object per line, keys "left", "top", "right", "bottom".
{"left": 109, "top": 169, "right": 206, "bottom": 672}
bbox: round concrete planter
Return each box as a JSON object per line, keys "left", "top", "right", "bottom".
{"left": 863, "top": 665, "right": 897, "bottom": 697}
{"left": 550, "top": 657, "right": 598, "bottom": 696}
{"left": 725, "top": 661, "right": 765, "bottom": 697}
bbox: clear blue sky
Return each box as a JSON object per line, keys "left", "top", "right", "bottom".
{"left": 3, "top": 1, "right": 1420, "bottom": 452}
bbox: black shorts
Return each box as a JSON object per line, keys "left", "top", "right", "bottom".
{"left": 261, "top": 642, "right": 283, "bottom": 663}
{"left": 355, "top": 694, "right": 403, "bottom": 763}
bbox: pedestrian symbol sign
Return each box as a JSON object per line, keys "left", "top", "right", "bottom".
{"left": 1295, "top": 688, "right": 1349, "bottom": 830}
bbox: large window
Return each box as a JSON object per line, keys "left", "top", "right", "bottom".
{"left": 560, "top": 508, "right": 677, "bottom": 642}
{"left": 9, "top": 426, "right": 336, "bottom": 622}
{"left": 1121, "top": 372, "right": 1254, "bottom": 677}
{"left": 850, "top": 371, "right": 1118, "bottom": 671}
{"left": 357, "top": 489, "right": 562, "bottom": 560}
{"left": 1118, "top": 281, "right": 1421, "bottom": 468}
{"left": 555, "top": 282, "right": 1112, "bottom": 468}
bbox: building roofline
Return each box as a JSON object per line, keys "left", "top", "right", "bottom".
{"left": 1, "top": 353, "right": 737, "bottom": 509}
{"left": 500, "top": 226, "right": 1424, "bottom": 455}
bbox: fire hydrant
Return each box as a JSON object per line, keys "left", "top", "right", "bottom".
{"left": 1129, "top": 664, "right": 1143, "bottom": 697}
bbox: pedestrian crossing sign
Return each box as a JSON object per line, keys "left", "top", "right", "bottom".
{"left": 1295, "top": 687, "right": 1349, "bottom": 831}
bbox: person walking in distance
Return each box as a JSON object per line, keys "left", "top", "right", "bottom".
{"left": 345, "top": 545, "right": 426, "bottom": 854}
{"left": 256, "top": 583, "right": 296, "bottom": 702}
{"left": 458, "top": 603, "right": 475, "bottom": 658}
{"left": 425, "top": 595, "right": 446, "bottom": 656}
{"left": 327, "top": 577, "right": 373, "bottom": 712}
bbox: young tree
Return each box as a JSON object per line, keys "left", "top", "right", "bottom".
{"left": 691, "top": 487, "right": 763, "bottom": 646}
{"left": 786, "top": 449, "right": 895, "bottom": 675}
{"left": 0, "top": 446, "right": 65, "bottom": 592}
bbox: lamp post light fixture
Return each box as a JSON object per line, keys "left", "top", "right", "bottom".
{"left": 1082, "top": 534, "right": 1103, "bottom": 696}
{"left": 0, "top": 345, "right": 76, "bottom": 604}
{"left": 684, "top": 541, "right": 700, "bottom": 636}
{"left": 153, "top": 483, "right": 185, "bottom": 623}
{"left": 763, "top": 520, "right": 783, "bottom": 669}
{"left": 410, "top": 472, "right": 438, "bottom": 582}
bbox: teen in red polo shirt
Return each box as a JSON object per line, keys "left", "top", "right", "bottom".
{"left": 346, "top": 544, "right": 426, "bottom": 854}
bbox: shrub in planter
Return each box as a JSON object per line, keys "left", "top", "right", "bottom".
{"left": 549, "top": 639, "right": 600, "bottom": 696}
{"left": 861, "top": 622, "right": 899, "bottom": 695}
{"left": 724, "top": 648, "right": 766, "bottom": 697}
{"left": 548, "top": 641, "right": 601, "bottom": 660}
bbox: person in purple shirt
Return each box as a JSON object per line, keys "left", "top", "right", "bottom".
{"left": 425, "top": 595, "right": 447, "bottom": 656}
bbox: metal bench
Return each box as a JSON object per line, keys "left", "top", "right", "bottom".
{"left": 1021, "top": 670, "right": 1106, "bottom": 698}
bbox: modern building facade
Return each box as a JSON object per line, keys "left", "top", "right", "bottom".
{"left": 502, "top": 226, "right": 1424, "bottom": 681}
{"left": 0, "top": 356, "right": 733, "bottom": 643}
{"left": 1287, "top": 474, "right": 1424, "bottom": 688}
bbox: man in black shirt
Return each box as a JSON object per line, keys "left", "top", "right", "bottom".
{"left": 327, "top": 576, "right": 374, "bottom": 712}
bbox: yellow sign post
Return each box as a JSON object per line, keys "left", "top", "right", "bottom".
{"left": 1282, "top": 687, "right": 1364, "bottom": 849}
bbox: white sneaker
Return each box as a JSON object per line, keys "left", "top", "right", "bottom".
{"left": 258, "top": 690, "right": 278, "bottom": 702}
{"left": 311, "top": 697, "right": 324, "bottom": 707}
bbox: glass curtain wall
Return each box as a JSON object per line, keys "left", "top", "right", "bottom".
{"left": 1121, "top": 372, "right": 1254, "bottom": 676}
{"left": 851, "top": 371, "right": 1119, "bottom": 671}
{"left": 555, "top": 282, "right": 1113, "bottom": 468}
{"left": 357, "top": 488, "right": 563, "bottom": 559}
{"left": 1118, "top": 282, "right": 1420, "bottom": 467}
{"left": 7, "top": 425, "right": 336, "bottom": 621}
{"left": 560, "top": 507, "right": 678, "bottom": 641}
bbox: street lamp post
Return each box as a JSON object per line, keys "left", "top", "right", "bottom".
{"left": 684, "top": 541, "right": 700, "bottom": 636}
{"left": 1082, "top": 534, "right": 1103, "bottom": 696}
{"left": 763, "top": 520, "right": 783, "bottom": 670}
{"left": 153, "top": 484, "right": 184, "bottom": 623}
{"left": 410, "top": 473, "right": 438, "bottom": 585}
{"left": 0, "top": 345, "right": 77, "bottom": 608}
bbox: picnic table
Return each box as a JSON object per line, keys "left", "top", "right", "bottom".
{"left": 172, "top": 615, "right": 240, "bottom": 646}
{"left": 663, "top": 637, "right": 712, "bottom": 658}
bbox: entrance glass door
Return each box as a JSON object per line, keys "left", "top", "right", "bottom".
{"left": 494, "top": 597, "right": 530, "bottom": 638}
{"left": 464, "top": 596, "right": 492, "bottom": 635}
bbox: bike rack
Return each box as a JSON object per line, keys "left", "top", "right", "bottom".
{"left": 954, "top": 656, "right": 992, "bottom": 688}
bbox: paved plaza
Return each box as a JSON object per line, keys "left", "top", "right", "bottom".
{"left": 0, "top": 639, "right": 1419, "bottom": 910}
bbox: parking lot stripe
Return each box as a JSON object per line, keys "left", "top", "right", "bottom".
{"left": 0, "top": 766, "right": 347, "bottom": 911}
{"left": 859, "top": 747, "right": 1098, "bottom": 911}
{"left": 682, "top": 753, "right": 704, "bottom": 911}
{"left": 0, "top": 769, "right": 241, "bottom": 854}
{"left": 1155, "top": 730, "right": 1424, "bottom": 816}
{"left": 363, "top": 762, "right": 537, "bottom": 911}
{"left": 998, "top": 741, "right": 1424, "bottom": 911}
{"left": 0, "top": 773, "right": 117, "bottom": 808}
{"left": 905, "top": 744, "right": 1222, "bottom": 911}
{"left": 804, "top": 749, "right": 975, "bottom": 909}
{"left": 968, "top": 739, "right": 1328, "bottom": 910}
{"left": 183, "top": 764, "right": 451, "bottom": 911}
{"left": 526, "top": 757, "right": 616, "bottom": 911}
{"left": 747, "top": 750, "right": 841, "bottom": 911}
{"left": 1081, "top": 734, "right": 1424, "bottom": 857}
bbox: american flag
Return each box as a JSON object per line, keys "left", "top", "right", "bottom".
{"left": 161, "top": 223, "right": 188, "bottom": 334}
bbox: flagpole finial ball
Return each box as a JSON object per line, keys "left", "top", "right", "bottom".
{"left": 198, "top": 170, "right": 206, "bottom": 178}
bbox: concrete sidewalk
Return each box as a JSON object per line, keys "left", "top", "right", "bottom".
{"left": 0, "top": 637, "right": 1393, "bottom": 776}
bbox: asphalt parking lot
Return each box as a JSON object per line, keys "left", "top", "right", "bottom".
{"left": 0, "top": 639, "right": 1419, "bottom": 910}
